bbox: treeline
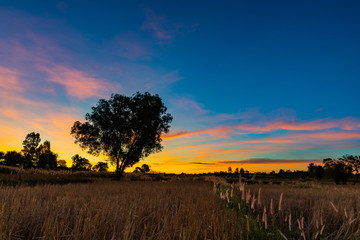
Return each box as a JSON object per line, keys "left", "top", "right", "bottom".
{"left": 220, "top": 155, "right": 360, "bottom": 185}
{"left": 0, "top": 132, "right": 108, "bottom": 172}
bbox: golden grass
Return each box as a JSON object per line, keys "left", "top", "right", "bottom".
{"left": 0, "top": 180, "right": 244, "bottom": 239}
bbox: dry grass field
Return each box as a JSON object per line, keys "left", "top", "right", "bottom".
{"left": 210, "top": 176, "right": 360, "bottom": 239}
{"left": 0, "top": 173, "right": 360, "bottom": 239}
{"left": 0, "top": 180, "right": 244, "bottom": 239}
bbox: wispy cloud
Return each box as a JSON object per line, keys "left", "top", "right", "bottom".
{"left": 0, "top": 66, "right": 24, "bottom": 92}
{"left": 170, "top": 97, "right": 209, "bottom": 115}
{"left": 141, "top": 7, "right": 185, "bottom": 45}
{"left": 164, "top": 117, "right": 360, "bottom": 140}
{"left": 189, "top": 162, "right": 216, "bottom": 165}
{"left": 40, "top": 65, "right": 119, "bottom": 100}
{"left": 219, "top": 158, "right": 322, "bottom": 164}
{"left": 141, "top": 7, "right": 174, "bottom": 43}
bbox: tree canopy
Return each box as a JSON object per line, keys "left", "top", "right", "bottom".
{"left": 71, "top": 154, "right": 92, "bottom": 171}
{"left": 71, "top": 92, "right": 172, "bottom": 178}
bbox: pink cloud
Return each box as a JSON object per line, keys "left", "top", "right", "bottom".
{"left": 0, "top": 66, "right": 24, "bottom": 92}
{"left": 164, "top": 117, "right": 360, "bottom": 140}
{"left": 234, "top": 118, "right": 360, "bottom": 132}
{"left": 40, "top": 65, "right": 119, "bottom": 100}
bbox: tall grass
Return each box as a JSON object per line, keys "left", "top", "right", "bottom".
{"left": 209, "top": 176, "right": 360, "bottom": 239}
{"left": 0, "top": 180, "right": 244, "bottom": 239}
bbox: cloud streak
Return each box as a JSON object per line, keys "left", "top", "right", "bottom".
{"left": 163, "top": 117, "right": 360, "bottom": 140}
{"left": 40, "top": 65, "right": 118, "bottom": 100}
{"left": 219, "top": 158, "right": 322, "bottom": 164}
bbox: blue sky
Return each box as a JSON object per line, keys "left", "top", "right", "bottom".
{"left": 0, "top": 0, "right": 359, "bottom": 173}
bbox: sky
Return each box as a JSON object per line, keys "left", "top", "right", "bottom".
{"left": 0, "top": 0, "right": 359, "bottom": 173}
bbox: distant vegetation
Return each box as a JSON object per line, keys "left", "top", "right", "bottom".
{"left": 0, "top": 132, "right": 109, "bottom": 173}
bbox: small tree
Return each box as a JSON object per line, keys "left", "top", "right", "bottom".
{"left": 37, "top": 141, "right": 58, "bottom": 169}
{"left": 93, "top": 162, "right": 109, "bottom": 172}
{"left": 340, "top": 155, "right": 360, "bottom": 185}
{"left": 140, "top": 164, "right": 150, "bottom": 173}
{"left": 57, "top": 159, "right": 68, "bottom": 169}
{"left": 323, "top": 158, "right": 352, "bottom": 184}
{"left": 71, "top": 154, "right": 92, "bottom": 171}
{"left": 308, "top": 163, "right": 324, "bottom": 180}
{"left": 22, "top": 132, "right": 41, "bottom": 168}
{"left": 71, "top": 92, "right": 172, "bottom": 179}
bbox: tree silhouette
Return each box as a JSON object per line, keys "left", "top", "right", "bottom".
{"left": 339, "top": 155, "right": 360, "bottom": 185}
{"left": 323, "top": 158, "right": 352, "bottom": 184}
{"left": 133, "top": 164, "right": 151, "bottom": 173}
{"left": 4, "top": 151, "right": 23, "bottom": 166}
{"left": 71, "top": 154, "right": 92, "bottom": 171}
{"left": 22, "top": 132, "right": 41, "bottom": 168}
{"left": 37, "top": 141, "right": 58, "bottom": 169}
{"left": 307, "top": 163, "right": 324, "bottom": 180}
{"left": 140, "top": 164, "right": 150, "bottom": 173}
{"left": 57, "top": 159, "right": 68, "bottom": 169}
{"left": 71, "top": 92, "right": 172, "bottom": 179}
{"left": 93, "top": 162, "right": 109, "bottom": 172}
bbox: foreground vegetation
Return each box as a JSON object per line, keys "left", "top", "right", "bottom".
{"left": 0, "top": 167, "right": 359, "bottom": 239}
{"left": 209, "top": 176, "right": 360, "bottom": 239}
{"left": 0, "top": 180, "right": 245, "bottom": 239}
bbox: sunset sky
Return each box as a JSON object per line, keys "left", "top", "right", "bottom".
{"left": 1, "top": 1, "right": 359, "bottom": 173}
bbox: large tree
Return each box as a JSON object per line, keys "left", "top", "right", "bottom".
{"left": 71, "top": 92, "right": 172, "bottom": 178}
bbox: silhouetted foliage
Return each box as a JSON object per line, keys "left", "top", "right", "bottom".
{"left": 307, "top": 163, "right": 324, "bottom": 180}
{"left": 71, "top": 154, "right": 92, "bottom": 171}
{"left": 323, "top": 158, "right": 352, "bottom": 184}
{"left": 4, "top": 151, "right": 23, "bottom": 166}
{"left": 93, "top": 162, "right": 109, "bottom": 172}
{"left": 340, "top": 155, "right": 360, "bottom": 185}
{"left": 20, "top": 133, "right": 59, "bottom": 169}
{"left": 22, "top": 132, "right": 41, "bottom": 168}
{"left": 140, "top": 164, "right": 150, "bottom": 173}
{"left": 37, "top": 141, "right": 58, "bottom": 169}
{"left": 71, "top": 92, "right": 172, "bottom": 179}
{"left": 57, "top": 159, "right": 68, "bottom": 169}
{"left": 133, "top": 164, "right": 151, "bottom": 174}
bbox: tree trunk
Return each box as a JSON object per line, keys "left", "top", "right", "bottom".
{"left": 114, "top": 157, "right": 121, "bottom": 180}
{"left": 353, "top": 174, "right": 359, "bottom": 185}
{"left": 115, "top": 159, "right": 124, "bottom": 180}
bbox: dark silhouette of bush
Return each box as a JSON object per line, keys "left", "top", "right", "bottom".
{"left": 307, "top": 163, "right": 324, "bottom": 180}
{"left": 3, "top": 151, "right": 23, "bottom": 167}
{"left": 339, "top": 155, "right": 360, "bottom": 185}
{"left": 323, "top": 158, "right": 352, "bottom": 184}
